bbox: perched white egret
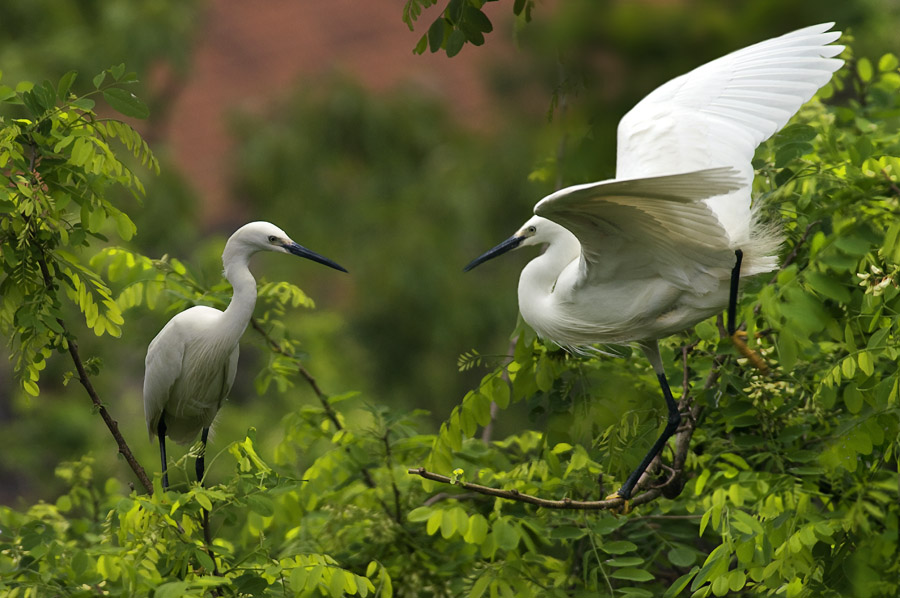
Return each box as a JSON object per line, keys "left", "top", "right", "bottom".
{"left": 144, "top": 221, "right": 346, "bottom": 489}
{"left": 465, "top": 24, "right": 844, "bottom": 500}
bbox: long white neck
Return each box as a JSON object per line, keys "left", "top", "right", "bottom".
{"left": 517, "top": 224, "right": 581, "bottom": 336}
{"left": 220, "top": 242, "right": 258, "bottom": 344}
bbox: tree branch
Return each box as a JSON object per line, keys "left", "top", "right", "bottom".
{"left": 37, "top": 256, "right": 153, "bottom": 495}
{"left": 409, "top": 342, "right": 725, "bottom": 511}
{"left": 249, "top": 317, "right": 399, "bottom": 516}
{"left": 250, "top": 319, "right": 342, "bottom": 429}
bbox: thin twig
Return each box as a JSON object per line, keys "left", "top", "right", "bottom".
{"left": 249, "top": 318, "right": 396, "bottom": 514}
{"left": 882, "top": 168, "right": 900, "bottom": 197}
{"left": 37, "top": 256, "right": 154, "bottom": 495}
{"left": 250, "top": 319, "right": 341, "bottom": 429}
{"left": 410, "top": 344, "right": 725, "bottom": 511}
{"left": 383, "top": 430, "right": 403, "bottom": 524}
{"left": 408, "top": 467, "right": 662, "bottom": 510}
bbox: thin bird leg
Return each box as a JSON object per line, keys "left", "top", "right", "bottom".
{"left": 195, "top": 427, "right": 220, "bottom": 575}
{"left": 195, "top": 427, "right": 209, "bottom": 485}
{"left": 608, "top": 342, "right": 681, "bottom": 501}
{"left": 727, "top": 249, "right": 743, "bottom": 336}
{"left": 728, "top": 249, "right": 769, "bottom": 373}
{"left": 158, "top": 418, "right": 169, "bottom": 490}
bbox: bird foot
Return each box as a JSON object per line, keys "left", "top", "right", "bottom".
{"left": 605, "top": 491, "right": 633, "bottom": 515}
{"left": 731, "top": 330, "right": 769, "bottom": 375}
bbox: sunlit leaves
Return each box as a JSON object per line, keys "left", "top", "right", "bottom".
{"left": 0, "top": 66, "right": 157, "bottom": 394}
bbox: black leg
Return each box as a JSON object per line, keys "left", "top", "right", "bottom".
{"left": 195, "top": 427, "right": 209, "bottom": 484}
{"left": 195, "top": 426, "right": 220, "bottom": 576}
{"left": 157, "top": 417, "right": 169, "bottom": 490}
{"left": 728, "top": 249, "right": 744, "bottom": 336}
{"left": 613, "top": 372, "right": 681, "bottom": 500}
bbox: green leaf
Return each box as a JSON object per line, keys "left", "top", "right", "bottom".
{"left": 426, "top": 509, "right": 442, "bottom": 535}
{"left": 611, "top": 568, "right": 654, "bottom": 582}
{"left": 427, "top": 18, "right": 445, "bottom": 53}
{"left": 194, "top": 547, "right": 215, "bottom": 571}
{"left": 71, "top": 97, "right": 95, "bottom": 111}
{"left": 607, "top": 556, "right": 644, "bottom": 567}
{"left": 414, "top": 34, "right": 428, "bottom": 55}
{"left": 549, "top": 525, "right": 587, "bottom": 540}
{"left": 234, "top": 573, "right": 269, "bottom": 596}
{"left": 663, "top": 567, "right": 699, "bottom": 598}
{"left": 155, "top": 582, "right": 188, "bottom": 598}
{"left": 470, "top": 573, "right": 492, "bottom": 598}
{"left": 492, "top": 519, "right": 519, "bottom": 551}
{"left": 775, "top": 142, "right": 813, "bottom": 167}
{"left": 57, "top": 71, "right": 77, "bottom": 100}
{"left": 804, "top": 271, "right": 851, "bottom": 303}
{"left": 843, "top": 384, "right": 863, "bottom": 414}
{"left": 247, "top": 493, "right": 275, "bottom": 517}
{"left": 464, "top": 6, "right": 493, "bottom": 32}
{"left": 446, "top": 29, "right": 466, "bottom": 57}
{"left": 193, "top": 491, "right": 213, "bottom": 511}
{"left": 464, "top": 513, "right": 488, "bottom": 544}
{"left": 858, "top": 57, "right": 873, "bottom": 82}
{"left": 102, "top": 88, "right": 150, "bottom": 119}
{"left": 777, "top": 123, "right": 818, "bottom": 144}
{"left": 329, "top": 568, "right": 346, "bottom": 598}
{"left": 407, "top": 506, "right": 432, "bottom": 522}
{"left": 601, "top": 540, "right": 638, "bottom": 555}
{"left": 776, "top": 333, "right": 798, "bottom": 371}
{"left": 93, "top": 71, "right": 107, "bottom": 89}
{"left": 668, "top": 546, "right": 696, "bottom": 567}
{"left": 878, "top": 53, "right": 899, "bottom": 72}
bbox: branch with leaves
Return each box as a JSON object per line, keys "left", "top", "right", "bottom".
{"left": 0, "top": 66, "right": 157, "bottom": 491}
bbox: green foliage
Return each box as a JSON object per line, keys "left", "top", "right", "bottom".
{"left": 2, "top": 24, "right": 900, "bottom": 598}
{"left": 406, "top": 55, "right": 900, "bottom": 597}
{"left": 0, "top": 66, "right": 158, "bottom": 395}
{"left": 404, "top": 0, "right": 534, "bottom": 57}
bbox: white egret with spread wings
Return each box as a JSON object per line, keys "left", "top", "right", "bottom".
{"left": 465, "top": 24, "right": 844, "bottom": 500}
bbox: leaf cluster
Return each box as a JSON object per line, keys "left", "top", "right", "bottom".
{"left": 0, "top": 66, "right": 157, "bottom": 395}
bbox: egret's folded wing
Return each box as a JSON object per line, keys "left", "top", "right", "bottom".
{"left": 616, "top": 23, "right": 844, "bottom": 180}
{"left": 143, "top": 325, "right": 184, "bottom": 440}
{"left": 535, "top": 168, "right": 742, "bottom": 291}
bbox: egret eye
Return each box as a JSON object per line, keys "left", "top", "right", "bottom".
{"left": 527, "top": 226, "right": 536, "bottom": 234}
{"left": 268, "top": 235, "right": 278, "bottom": 243}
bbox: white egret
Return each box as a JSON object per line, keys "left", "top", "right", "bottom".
{"left": 465, "top": 24, "right": 843, "bottom": 500}
{"left": 144, "top": 221, "right": 346, "bottom": 489}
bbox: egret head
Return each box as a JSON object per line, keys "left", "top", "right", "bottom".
{"left": 464, "top": 216, "right": 562, "bottom": 271}
{"left": 226, "top": 221, "right": 347, "bottom": 272}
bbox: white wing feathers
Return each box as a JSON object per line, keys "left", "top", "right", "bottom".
{"left": 143, "top": 324, "right": 184, "bottom": 440}
{"left": 615, "top": 24, "right": 842, "bottom": 248}
{"left": 535, "top": 167, "right": 744, "bottom": 291}
{"left": 616, "top": 23, "right": 844, "bottom": 180}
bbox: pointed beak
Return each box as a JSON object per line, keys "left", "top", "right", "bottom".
{"left": 464, "top": 235, "right": 525, "bottom": 272}
{"left": 285, "top": 242, "right": 348, "bottom": 273}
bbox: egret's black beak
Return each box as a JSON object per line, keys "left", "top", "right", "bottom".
{"left": 464, "top": 236, "right": 525, "bottom": 272}
{"left": 286, "top": 242, "right": 348, "bottom": 273}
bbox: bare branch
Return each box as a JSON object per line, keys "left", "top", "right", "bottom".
{"left": 409, "top": 342, "right": 727, "bottom": 511}
{"left": 250, "top": 318, "right": 341, "bottom": 430}
{"left": 408, "top": 467, "right": 659, "bottom": 510}
{"left": 37, "top": 255, "right": 153, "bottom": 495}
{"left": 67, "top": 335, "right": 154, "bottom": 494}
{"left": 249, "top": 317, "right": 398, "bottom": 516}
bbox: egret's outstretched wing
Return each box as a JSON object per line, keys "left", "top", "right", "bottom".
{"left": 616, "top": 23, "right": 842, "bottom": 242}
{"left": 616, "top": 23, "right": 843, "bottom": 179}
{"left": 535, "top": 167, "right": 743, "bottom": 291}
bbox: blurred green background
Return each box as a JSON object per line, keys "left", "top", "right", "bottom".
{"left": 0, "top": 0, "right": 896, "bottom": 503}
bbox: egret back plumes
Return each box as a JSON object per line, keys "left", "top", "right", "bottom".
{"left": 465, "top": 24, "right": 844, "bottom": 500}
{"left": 143, "top": 221, "right": 346, "bottom": 488}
